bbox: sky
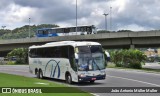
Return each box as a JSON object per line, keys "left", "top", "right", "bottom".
{"left": 0, "top": 0, "right": 160, "bottom": 31}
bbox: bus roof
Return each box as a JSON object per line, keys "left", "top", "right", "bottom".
{"left": 29, "top": 41, "right": 101, "bottom": 49}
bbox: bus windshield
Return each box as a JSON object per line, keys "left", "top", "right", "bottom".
{"left": 75, "top": 45, "right": 105, "bottom": 71}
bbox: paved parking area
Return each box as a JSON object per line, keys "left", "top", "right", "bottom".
{"left": 143, "top": 62, "right": 160, "bottom": 69}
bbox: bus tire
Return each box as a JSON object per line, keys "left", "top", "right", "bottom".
{"left": 39, "top": 69, "right": 44, "bottom": 79}
{"left": 66, "top": 74, "right": 72, "bottom": 84}
{"left": 36, "top": 70, "right": 40, "bottom": 78}
{"left": 90, "top": 80, "right": 95, "bottom": 83}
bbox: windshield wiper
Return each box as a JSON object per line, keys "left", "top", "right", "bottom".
{"left": 85, "top": 58, "right": 91, "bottom": 71}
{"left": 92, "top": 58, "right": 101, "bottom": 71}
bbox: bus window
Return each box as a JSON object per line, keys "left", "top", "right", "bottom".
{"left": 54, "top": 29, "right": 57, "bottom": 33}
{"left": 81, "top": 27, "right": 83, "bottom": 31}
{"left": 38, "top": 30, "right": 43, "bottom": 34}
{"left": 36, "top": 48, "right": 46, "bottom": 58}
{"left": 87, "top": 27, "right": 92, "bottom": 34}
{"left": 70, "top": 28, "right": 75, "bottom": 32}
{"left": 29, "top": 49, "right": 37, "bottom": 58}
{"left": 44, "top": 47, "right": 55, "bottom": 58}
{"left": 77, "top": 27, "right": 81, "bottom": 32}
{"left": 48, "top": 29, "right": 53, "bottom": 34}
{"left": 64, "top": 28, "right": 69, "bottom": 33}
{"left": 56, "top": 29, "right": 61, "bottom": 33}
{"left": 87, "top": 28, "right": 90, "bottom": 32}
{"left": 43, "top": 30, "right": 48, "bottom": 35}
{"left": 54, "top": 48, "right": 61, "bottom": 58}
{"left": 61, "top": 46, "right": 69, "bottom": 58}
{"left": 90, "top": 45, "right": 103, "bottom": 53}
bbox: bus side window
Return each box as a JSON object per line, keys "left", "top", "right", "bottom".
{"left": 54, "top": 47, "right": 61, "bottom": 58}
{"left": 70, "top": 28, "right": 74, "bottom": 32}
{"left": 48, "top": 29, "right": 52, "bottom": 34}
{"left": 44, "top": 47, "right": 53, "bottom": 58}
{"left": 38, "top": 30, "right": 41, "bottom": 34}
{"left": 36, "top": 48, "right": 45, "bottom": 58}
{"left": 68, "top": 46, "right": 74, "bottom": 58}
{"left": 77, "top": 27, "right": 81, "bottom": 32}
{"left": 43, "top": 30, "right": 48, "bottom": 35}
{"left": 29, "top": 49, "right": 37, "bottom": 58}
{"left": 81, "top": 28, "right": 84, "bottom": 32}
{"left": 61, "top": 46, "right": 69, "bottom": 58}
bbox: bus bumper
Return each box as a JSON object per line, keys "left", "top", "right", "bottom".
{"left": 78, "top": 75, "right": 106, "bottom": 82}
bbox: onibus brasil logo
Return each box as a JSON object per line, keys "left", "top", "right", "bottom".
{"left": 1, "top": 88, "right": 42, "bottom": 93}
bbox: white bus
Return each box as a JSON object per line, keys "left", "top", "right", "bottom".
{"left": 29, "top": 41, "right": 106, "bottom": 84}
{"left": 36, "top": 25, "right": 97, "bottom": 37}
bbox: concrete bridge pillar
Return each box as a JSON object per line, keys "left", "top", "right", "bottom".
{"left": 130, "top": 44, "right": 135, "bottom": 49}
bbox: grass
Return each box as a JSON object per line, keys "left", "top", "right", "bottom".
{"left": 0, "top": 73, "right": 92, "bottom": 96}
{"left": 107, "top": 62, "right": 160, "bottom": 73}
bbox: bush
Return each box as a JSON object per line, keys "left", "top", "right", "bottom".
{"left": 15, "top": 59, "right": 25, "bottom": 64}
{"left": 110, "top": 49, "right": 146, "bottom": 69}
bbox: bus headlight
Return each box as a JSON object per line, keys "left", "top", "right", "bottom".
{"left": 79, "top": 73, "right": 86, "bottom": 77}
{"left": 101, "top": 71, "right": 106, "bottom": 75}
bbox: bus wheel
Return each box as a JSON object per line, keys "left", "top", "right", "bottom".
{"left": 36, "top": 71, "right": 40, "bottom": 78}
{"left": 39, "top": 70, "right": 44, "bottom": 79}
{"left": 90, "top": 80, "right": 95, "bottom": 83}
{"left": 66, "top": 74, "right": 72, "bottom": 84}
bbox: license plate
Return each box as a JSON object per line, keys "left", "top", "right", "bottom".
{"left": 92, "top": 78, "right": 96, "bottom": 80}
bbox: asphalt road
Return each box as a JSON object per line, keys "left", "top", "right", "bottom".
{"left": 0, "top": 65, "right": 160, "bottom": 96}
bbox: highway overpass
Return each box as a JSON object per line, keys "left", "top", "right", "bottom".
{"left": 0, "top": 31, "right": 160, "bottom": 56}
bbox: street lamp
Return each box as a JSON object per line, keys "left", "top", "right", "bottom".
{"left": 76, "top": 0, "right": 78, "bottom": 35}
{"left": 110, "top": 7, "right": 112, "bottom": 31}
{"left": 103, "top": 13, "right": 109, "bottom": 31}
{"left": 2, "top": 26, "right": 6, "bottom": 30}
{"left": 29, "top": 18, "right": 31, "bottom": 38}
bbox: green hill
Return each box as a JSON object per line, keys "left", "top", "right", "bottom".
{"left": 0, "top": 24, "right": 59, "bottom": 39}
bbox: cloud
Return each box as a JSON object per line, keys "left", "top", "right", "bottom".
{"left": 4, "top": 4, "right": 37, "bottom": 23}
{"left": 0, "top": 0, "right": 160, "bottom": 31}
{"left": 110, "top": 0, "right": 160, "bottom": 31}
{"left": 12, "top": 0, "right": 92, "bottom": 24}
{"left": 117, "top": 24, "right": 154, "bottom": 31}
{"left": 0, "top": 1, "right": 38, "bottom": 29}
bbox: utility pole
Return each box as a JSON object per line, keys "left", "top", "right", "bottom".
{"left": 110, "top": 7, "right": 112, "bottom": 31}
{"left": 29, "top": 18, "right": 31, "bottom": 38}
{"left": 76, "top": 0, "right": 78, "bottom": 35}
{"left": 103, "top": 13, "right": 109, "bottom": 31}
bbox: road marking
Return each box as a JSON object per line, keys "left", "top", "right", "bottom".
{"left": 106, "top": 75, "right": 160, "bottom": 87}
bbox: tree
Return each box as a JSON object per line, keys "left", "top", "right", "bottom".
{"left": 97, "top": 30, "right": 111, "bottom": 33}
{"left": 117, "top": 30, "right": 133, "bottom": 32}
{"left": 7, "top": 48, "right": 28, "bottom": 64}
{"left": 110, "top": 49, "right": 147, "bottom": 69}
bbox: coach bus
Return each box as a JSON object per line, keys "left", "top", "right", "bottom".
{"left": 29, "top": 41, "right": 106, "bottom": 84}
{"left": 36, "top": 25, "right": 96, "bottom": 37}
